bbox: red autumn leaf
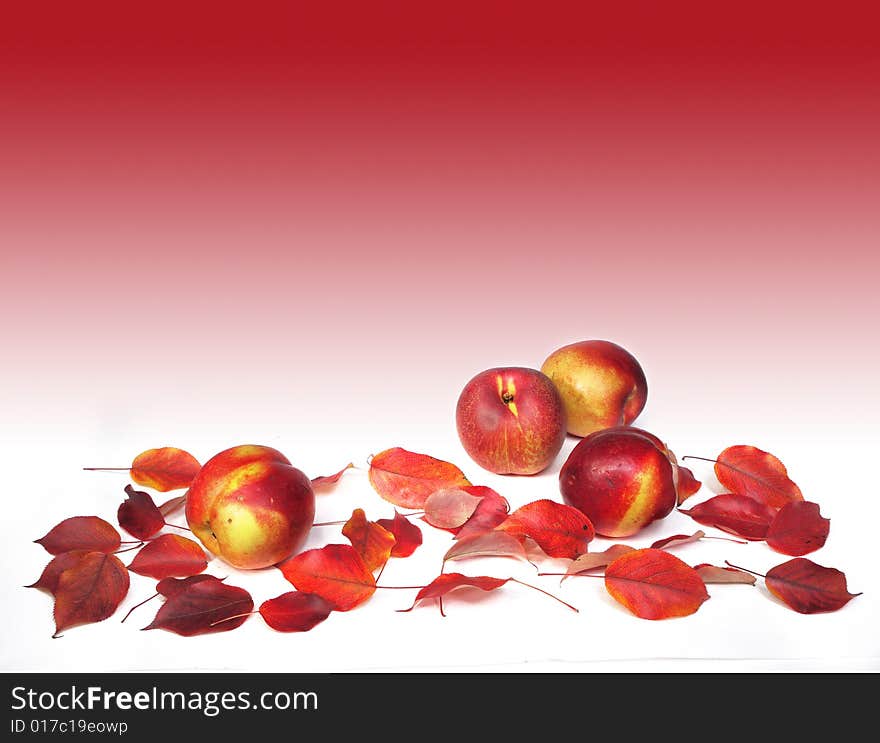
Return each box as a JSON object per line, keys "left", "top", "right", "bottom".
{"left": 311, "top": 463, "right": 354, "bottom": 490}
{"left": 26, "top": 550, "right": 91, "bottom": 594}
{"left": 158, "top": 494, "right": 187, "bottom": 518}
{"left": 127, "top": 534, "right": 208, "bottom": 580}
{"left": 563, "top": 544, "right": 636, "bottom": 580}
{"left": 259, "top": 592, "right": 334, "bottom": 632}
{"left": 398, "top": 573, "right": 509, "bottom": 615}
{"left": 117, "top": 485, "right": 164, "bottom": 540}
{"left": 423, "top": 488, "right": 483, "bottom": 530}
{"left": 375, "top": 511, "right": 423, "bottom": 558}
{"left": 52, "top": 551, "right": 130, "bottom": 635}
{"left": 279, "top": 544, "right": 376, "bottom": 611}
{"left": 766, "top": 501, "right": 830, "bottom": 556}
{"left": 496, "top": 499, "right": 595, "bottom": 559}
{"left": 131, "top": 447, "right": 202, "bottom": 492}
{"left": 453, "top": 486, "right": 510, "bottom": 540}
{"left": 605, "top": 548, "right": 710, "bottom": 620}
{"left": 714, "top": 445, "right": 804, "bottom": 510}
{"left": 679, "top": 493, "right": 777, "bottom": 540}
{"left": 143, "top": 578, "right": 253, "bottom": 635}
{"left": 676, "top": 465, "right": 702, "bottom": 505}
{"left": 368, "top": 447, "right": 471, "bottom": 509}
{"left": 443, "top": 530, "right": 531, "bottom": 566}
{"left": 695, "top": 564, "right": 757, "bottom": 585}
{"left": 156, "top": 574, "right": 220, "bottom": 597}
{"left": 763, "top": 558, "right": 861, "bottom": 614}
{"left": 650, "top": 530, "right": 707, "bottom": 550}
{"left": 35, "top": 516, "right": 121, "bottom": 555}
{"left": 341, "top": 509, "right": 396, "bottom": 572}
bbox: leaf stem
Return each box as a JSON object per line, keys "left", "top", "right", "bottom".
{"left": 163, "top": 521, "right": 192, "bottom": 532}
{"left": 114, "top": 542, "right": 144, "bottom": 555}
{"left": 121, "top": 592, "right": 159, "bottom": 623}
{"left": 82, "top": 467, "right": 131, "bottom": 471}
{"left": 680, "top": 456, "right": 718, "bottom": 465}
{"left": 724, "top": 560, "right": 766, "bottom": 578}
{"left": 209, "top": 611, "right": 258, "bottom": 627}
{"left": 510, "top": 578, "right": 579, "bottom": 613}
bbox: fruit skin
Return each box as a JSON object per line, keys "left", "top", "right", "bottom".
{"left": 185, "top": 445, "right": 315, "bottom": 570}
{"left": 455, "top": 367, "right": 567, "bottom": 475}
{"left": 540, "top": 339, "right": 648, "bottom": 437}
{"left": 559, "top": 426, "right": 676, "bottom": 537}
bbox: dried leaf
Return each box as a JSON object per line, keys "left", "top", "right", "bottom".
{"left": 144, "top": 578, "right": 253, "bottom": 635}
{"left": 564, "top": 544, "right": 636, "bottom": 579}
{"left": 259, "top": 592, "right": 334, "bottom": 632}
{"left": 127, "top": 534, "right": 208, "bottom": 580}
{"left": 156, "top": 574, "right": 220, "bottom": 597}
{"left": 158, "top": 494, "right": 187, "bottom": 517}
{"left": 695, "top": 564, "right": 757, "bottom": 585}
{"left": 605, "top": 548, "right": 710, "bottom": 620}
{"left": 117, "top": 485, "right": 164, "bottom": 540}
{"left": 398, "top": 573, "right": 509, "bottom": 614}
{"left": 35, "top": 516, "right": 121, "bottom": 555}
{"left": 342, "top": 509, "right": 396, "bottom": 572}
{"left": 53, "top": 552, "right": 130, "bottom": 635}
{"left": 368, "top": 447, "right": 471, "bottom": 508}
{"left": 375, "top": 511, "right": 423, "bottom": 558}
{"left": 279, "top": 544, "right": 376, "bottom": 611}
{"left": 131, "top": 447, "right": 201, "bottom": 492}
{"left": 26, "top": 550, "right": 91, "bottom": 594}
{"left": 650, "top": 530, "right": 707, "bottom": 550}
{"left": 453, "top": 486, "right": 510, "bottom": 540}
{"left": 764, "top": 558, "right": 861, "bottom": 614}
{"left": 766, "top": 501, "right": 830, "bottom": 556}
{"left": 715, "top": 445, "right": 804, "bottom": 510}
{"left": 443, "top": 530, "right": 531, "bottom": 565}
{"left": 676, "top": 465, "right": 702, "bottom": 505}
{"left": 423, "top": 488, "right": 483, "bottom": 530}
{"left": 679, "top": 494, "right": 777, "bottom": 540}
{"left": 497, "top": 499, "right": 595, "bottom": 559}
{"left": 311, "top": 463, "right": 354, "bottom": 489}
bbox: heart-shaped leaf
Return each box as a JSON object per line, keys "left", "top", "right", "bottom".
{"left": 342, "top": 509, "right": 396, "bottom": 572}
{"left": 259, "top": 592, "right": 334, "bottom": 632}
{"left": 679, "top": 494, "right": 777, "bottom": 540}
{"left": 375, "top": 511, "right": 423, "bottom": 558}
{"left": 714, "top": 445, "right": 804, "bottom": 510}
{"left": 766, "top": 501, "right": 830, "bottom": 556}
{"left": 496, "top": 499, "right": 595, "bottom": 559}
{"left": 605, "top": 548, "right": 710, "bottom": 620}
{"left": 127, "top": 534, "right": 208, "bottom": 580}
{"left": 764, "top": 558, "right": 860, "bottom": 614}
{"left": 368, "top": 447, "right": 471, "bottom": 509}
{"left": 118, "top": 485, "right": 164, "bottom": 540}
{"left": 26, "top": 550, "right": 91, "bottom": 595}
{"left": 35, "top": 516, "right": 121, "bottom": 556}
{"left": 279, "top": 544, "right": 376, "bottom": 611}
{"left": 131, "top": 447, "right": 201, "bottom": 492}
{"left": 53, "top": 552, "right": 130, "bottom": 635}
{"left": 144, "top": 577, "right": 253, "bottom": 635}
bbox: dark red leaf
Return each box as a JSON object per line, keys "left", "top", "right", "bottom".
{"left": 35, "top": 516, "right": 121, "bottom": 555}
{"left": 278, "top": 544, "right": 376, "bottom": 611}
{"left": 766, "top": 501, "right": 830, "bottom": 556}
{"left": 375, "top": 511, "right": 423, "bottom": 558}
{"left": 127, "top": 534, "right": 208, "bottom": 580}
{"left": 118, "top": 485, "right": 165, "bottom": 540}
{"left": 676, "top": 465, "right": 702, "bottom": 505}
{"left": 259, "top": 592, "right": 334, "bottom": 632}
{"left": 131, "top": 447, "right": 201, "bottom": 492}
{"left": 26, "top": 550, "right": 90, "bottom": 594}
{"left": 311, "top": 463, "right": 354, "bottom": 490}
{"left": 443, "top": 530, "right": 531, "bottom": 565}
{"left": 144, "top": 578, "right": 253, "bottom": 635}
{"left": 368, "top": 447, "right": 471, "bottom": 508}
{"left": 715, "top": 445, "right": 804, "bottom": 510}
{"left": 650, "top": 530, "right": 707, "bottom": 550}
{"left": 497, "top": 499, "right": 595, "bottom": 559}
{"left": 156, "top": 574, "right": 221, "bottom": 598}
{"left": 398, "top": 573, "right": 509, "bottom": 614}
{"left": 695, "top": 564, "right": 756, "bottom": 585}
{"left": 423, "top": 488, "right": 483, "bottom": 530}
{"left": 341, "top": 508, "right": 396, "bottom": 572}
{"left": 679, "top": 494, "right": 777, "bottom": 540}
{"left": 53, "top": 552, "right": 130, "bottom": 635}
{"left": 453, "top": 486, "right": 510, "bottom": 540}
{"left": 564, "top": 544, "right": 636, "bottom": 580}
{"left": 605, "top": 548, "right": 710, "bottom": 620}
{"left": 764, "top": 558, "right": 861, "bottom": 614}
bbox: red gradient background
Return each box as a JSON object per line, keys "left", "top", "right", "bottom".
{"left": 2, "top": 2, "right": 878, "bottom": 670}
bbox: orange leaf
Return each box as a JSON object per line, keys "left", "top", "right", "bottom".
{"left": 766, "top": 501, "right": 830, "bottom": 556}
{"left": 279, "top": 544, "right": 376, "bottom": 611}
{"left": 714, "top": 445, "right": 803, "bottom": 510}
{"left": 127, "top": 534, "right": 208, "bottom": 579}
{"left": 423, "top": 488, "right": 483, "bottom": 530}
{"left": 342, "top": 509, "right": 396, "bottom": 572}
{"left": 52, "top": 552, "right": 130, "bottom": 635}
{"left": 35, "top": 516, "right": 121, "bottom": 555}
{"left": 368, "top": 447, "right": 471, "bottom": 509}
{"left": 496, "top": 499, "right": 595, "bottom": 559}
{"left": 443, "top": 530, "right": 531, "bottom": 566}
{"left": 563, "top": 544, "right": 636, "bottom": 580}
{"left": 131, "top": 447, "right": 201, "bottom": 492}
{"left": 375, "top": 511, "right": 423, "bottom": 558}
{"left": 605, "top": 548, "right": 709, "bottom": 620}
